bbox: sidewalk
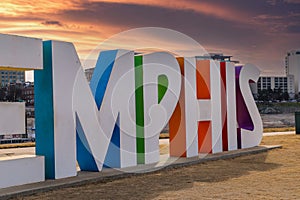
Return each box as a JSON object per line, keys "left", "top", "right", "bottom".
{"left": 263, "top": 131, "right": 295, "bottom": 136}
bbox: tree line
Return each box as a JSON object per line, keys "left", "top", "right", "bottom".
{"left": 257, "top": 88, "right": 290, "bottom": 102}
{"left": 0, "top": 83, "right": 25, "bottom": 102}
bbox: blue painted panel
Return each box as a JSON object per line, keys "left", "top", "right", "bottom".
{"left": 90, "top": 50, "right": 121, "bottom": 168}
{"left": 76, "top": 114, "right": 98, "bottom": 171}
{"left": 103, "top": 115, "right": 121, "bottom": 168}
{"left": 90, "top": 50, "right": 118, "bottom": 109}
{"left": 77, "top": 50, "right": 122, "bottom": 169}
{"left": 34, "top": 41, "right": 55, "bottom": 179}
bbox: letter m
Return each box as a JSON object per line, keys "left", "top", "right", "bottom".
{"left": 35, "top": 41, "right": 136, "bottom": 179}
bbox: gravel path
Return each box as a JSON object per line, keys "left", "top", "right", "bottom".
{"left": 13, "top": 134, "right": 300, "bottom": 200}
{"left": 261, "top": 113, "right": 295, "bottom": 128}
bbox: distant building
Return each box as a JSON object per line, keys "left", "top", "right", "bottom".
{"left": 285, "top": 49, "right": 300, "bottom": 93}
{"left": 23, "top": 82, "right": 34, "bottom": 106}
{"left": 251, "top": 75, "right": 295, "bottom": 99}
{"left": 85, "top": 68, "right": 94, "bottom": 82}
{"left": 0, "top": 70, "right": 25, "bottom": 86}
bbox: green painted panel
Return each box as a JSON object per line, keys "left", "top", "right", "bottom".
{"left": 135, "top": 56, "right": 145, "bottom": 164}
{"left": 158, "top": 74, "right": 168, "bottom": 103}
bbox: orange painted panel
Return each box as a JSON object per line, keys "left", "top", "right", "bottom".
{"left": 169, "top": 57, "right": 186, "bottom": 157}
{"left": 198, "top": 121, "right": 212, "bottom": 153}
{"left": 196, "top": 60, "right": 210, "bottom": 99}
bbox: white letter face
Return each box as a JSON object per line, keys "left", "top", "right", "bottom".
{"left": 0, "top": 34, "right": 44, "bottom": 188}
{"left": 142, "top": 52, "right": 181, "bottom": 164}
{"left": 236, "top": 64, "right": 263, "bottom": 148}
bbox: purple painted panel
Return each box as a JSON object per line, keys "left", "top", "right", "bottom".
{"left": 235, "top": 66, "right": 254, "bottom": 131}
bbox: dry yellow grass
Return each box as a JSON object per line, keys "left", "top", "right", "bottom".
{"left": 0, "top": 142, "right": 35, "bottom": 149}
{"left": 14, "top": 134, "right": 300, "bottom": 200}
{"left": 263, "top": 127, "right": 295, "bottom": 132}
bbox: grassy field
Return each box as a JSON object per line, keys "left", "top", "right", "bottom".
{"left": 263, "top": 127, "right": 295, "bottom": 132}
{"left": 0, "top": 142, "right": 35, "bottom": 149}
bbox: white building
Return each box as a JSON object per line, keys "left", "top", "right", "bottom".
{"left": 285, "top": 50, "right": 300, "bottom": 93}
{"left": 251, "top": 75, "right": 295, "bottom": 99}
{"left": 0, "top": 70, "right": 25, "bottom": 86}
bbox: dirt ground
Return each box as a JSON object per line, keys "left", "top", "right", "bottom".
{"left": 14, "top": 134, "right": 300, "bottom": 200}
{"left": 261, "top": 113, "right": 295, "bottom": 128}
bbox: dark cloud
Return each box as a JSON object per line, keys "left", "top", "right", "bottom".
{"left": 42, "top": 20, "right": 63, "bottom": 26}
{"left": 207, "top": 0, "right": 300, "bottom": 16}
{"left": 54, "top": 0, "right": 300, "bottom": 73}
{"left": 59, "top": 2, "right": 269, "bottom": 47}
{"left": 287, "top": 25, "right": 300, "bottom": 33}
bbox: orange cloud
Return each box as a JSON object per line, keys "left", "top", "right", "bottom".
{"left": 0, "top": 0, "right": 82, "bottom": 16}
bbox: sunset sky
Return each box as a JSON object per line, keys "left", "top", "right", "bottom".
{"left": 0, "top": 0, "right": 299, "bottom": 76}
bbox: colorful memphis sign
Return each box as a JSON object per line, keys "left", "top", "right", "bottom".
{"left": 0, "top": 33, "right": 263, "bottom": 187}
